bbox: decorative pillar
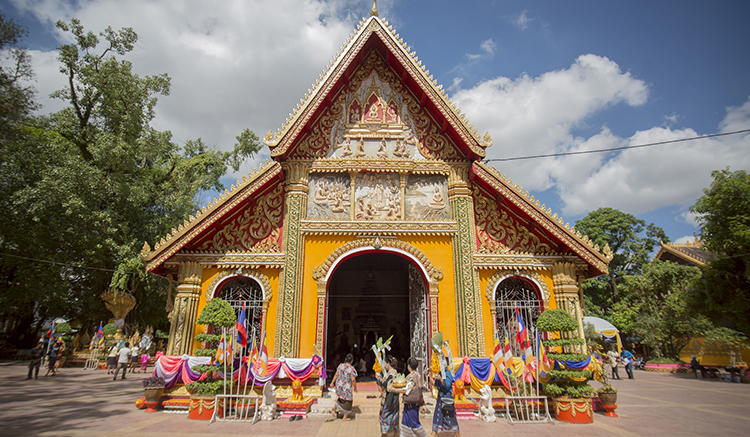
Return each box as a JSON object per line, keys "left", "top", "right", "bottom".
{"left": 428, "top": 281, "right": 440, "bottom": 339}
{"left": 166, "top": 261, "right": 203, "bottom": 356}
{"left": 314, "top": 280, "right": 327, "bottom": 356}
{"left": 447, "top": 163, "right": 484, "bottom": 357}
{"left": 275, "top": 161, "right": 310, "bottom": 357}
{"left": 552, "top": 261, "right": 587, "bottom": 353}
{"left": 348, "top": 171, "right": 358, "bottom": 221}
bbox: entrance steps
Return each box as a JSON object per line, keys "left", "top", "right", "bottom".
{"left": 310, "top": 383, "right": 436, "bottom": 418}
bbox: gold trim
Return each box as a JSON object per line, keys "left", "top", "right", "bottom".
{"left": 301, "top": 220, "right": 457, "bottom": 234}
{"left": 309, "top": 157, "right": 450, "bottom": 174}
{"left": 486, "top": 270, "right": 551, "bottom": 311}
{"left": 205, "top": 268, "right": 273, "bottom": 304}
{"left": 312, "top": 237, "right": 443, "bottom": 282}
{"left": 168, "top": 252, "right": 285, "bottom": 268}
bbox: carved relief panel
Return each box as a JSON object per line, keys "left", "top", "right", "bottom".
{"left": 405, "top": 174, "right": 450, "bottom": 221}
{"left": 354, "top": 172, "right": 401, "bottom": 221}
{"left": 307, "top": 173, "right": 352, "bottom": 220}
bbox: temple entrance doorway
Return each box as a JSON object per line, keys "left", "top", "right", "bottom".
{"left": 325, "top": 252, "right": 428, "bottom": 382}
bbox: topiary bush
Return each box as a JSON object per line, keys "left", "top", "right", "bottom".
{"left": 537, "top": 309, "right": 595, "bottom": 399}
{"left": 187, "top": 298, "right": 237, "bottom": 396}
{"left": 103, "top": 323, "right": 118, "bottom": 336}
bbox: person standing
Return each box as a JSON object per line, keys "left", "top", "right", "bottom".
{"left": 107, "top": 343, "right": 119, "bottom": 374}
{"left": 376, "top": 356, "right": 400, "bottom": 436}
{"left": 112, "top": 342, "right": 131, "bottom": 380}
{"left": 606, "top": 348, "right": 620, "bottom": 380}
{"left": 397, "top": 357, "right": 428, "bottom": 437}
{"left": 431, "top": 357, "right": 460, "bottom": 436}
{"left": 621, "top": 349, "right": 635, "bottom": 380}
{"left": 26, "top": 341, "right": 44, "bottom": 380}
{"left": 327, "top": 353, "right": 358, "bottom": 422}
{"left": 45, "top": 339, "right": 61, "bottom": 376}
{"left": 129, "top": 344, "right": 140, "bottom": 373}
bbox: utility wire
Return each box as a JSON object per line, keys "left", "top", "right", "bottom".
{"left": 484, "top": 128, "right": 750, "bottom": 163}
{"left": 0, "top": 252, "right": 133, "bottom": 274}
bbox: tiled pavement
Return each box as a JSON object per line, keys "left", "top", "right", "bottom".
{"left": 1, "top": 360, "right": 748, "bottom": 436}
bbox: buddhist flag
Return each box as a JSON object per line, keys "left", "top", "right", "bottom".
{"left": 255, "top": 331, "right": 268, "bottom": 377}
{"left": 215, "top": 333, "right": 231, "bottom": 366}
{"left": 515, "top": 308, "right": 533, "bottom": 363}
{"left": 95, "top": 322, "right": 105, "bottom": 348}
{"left": 492, "top": 330, "right": 503, "bottom": 367}
{"left": 236, "top": 304, "right": 247, "bottom": 348}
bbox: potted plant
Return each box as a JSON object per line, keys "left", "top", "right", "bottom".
{"left": 597, "top": 384, "right": 618, "bottom": 417}
{"left": 537, "top": 309, "right": 595, "bottom": 424}
{"left": 186, "top": 298, "right": 237, "bottom": 420}
{"left": 142, "top": 376, "right": 166, "bottom": 413}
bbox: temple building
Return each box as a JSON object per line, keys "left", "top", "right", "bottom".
{"left": 141, "top": 8, "right": 612, "bottom": 377}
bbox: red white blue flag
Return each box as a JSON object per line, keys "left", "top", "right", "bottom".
{"left": 236, "top": 303, "right": 247, "bottom": 348}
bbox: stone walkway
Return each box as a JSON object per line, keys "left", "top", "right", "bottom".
{"left": 1, "top": 360, "right": 748, "bottom": 436}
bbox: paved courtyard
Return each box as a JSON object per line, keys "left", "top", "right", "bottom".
{"left": 1, "top": 360, "right": 747, "bottom": 436}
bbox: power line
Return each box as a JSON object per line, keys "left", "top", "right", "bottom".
{"left": 484, "top": 128, "right": 750, "bottom": 163}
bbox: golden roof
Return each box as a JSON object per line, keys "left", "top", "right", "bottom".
{"left": 262, "top": 14, "right": 492, "bottom": 159}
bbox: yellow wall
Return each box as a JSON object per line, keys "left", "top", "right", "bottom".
{"left": 192, "top": 267, "right": 280, "bottom": 354}
{"left": 298, "top": 234, "right": 457, "bottom": 358}
{"left": 680, "top": 337, "right": 750, "bottom": 367}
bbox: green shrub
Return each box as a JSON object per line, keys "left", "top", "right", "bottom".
{"left": 103, "top": 323, "right": 117, "bottom": 336}
{"left": 188, "top": 298, "right": 237, "bottom": 397}
{"left": 537, "top": 309, "right": 594, "bottom": 399}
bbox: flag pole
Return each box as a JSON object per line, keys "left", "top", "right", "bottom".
{"left": 242, "top": 326, "right": 255, "bottom": 420}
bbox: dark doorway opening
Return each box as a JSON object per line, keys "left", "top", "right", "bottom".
{"left": 325, "top": 252, "right": 425, "bottom": 380}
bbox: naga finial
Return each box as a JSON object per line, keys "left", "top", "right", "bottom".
{"left": 370, "top": 0, "right": 379, "bottom": 17}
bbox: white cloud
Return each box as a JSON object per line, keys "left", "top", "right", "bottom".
{"left": 453, "top": 55, "right": 750, "bottom": 218}
{"left": 674, "top": 235, "right": 698, "bottom": 244}
{"left": 18, "top": 0, "right": 360, "bottom": 177}
{"left": 466, "top": 38, "right": 496, "bottom": 61}
{"left": 513, "top": 11, "right": 532, "bottom": 30}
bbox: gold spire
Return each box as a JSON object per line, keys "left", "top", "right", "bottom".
{"left": 370, "top": 0, "right": 379, "bottom": 17}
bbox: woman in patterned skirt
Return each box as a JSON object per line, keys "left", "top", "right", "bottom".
{"left": 377, "top": 355, "right": 400, "bottom": 436}
{"left": 328, "top": 353, "right": 358, "bottom": 421}
{"left": 399, "top": 357, "right": 428, "bottom": 437}
{"left": 431, "top": 357, "right": 460, "bottom": 436}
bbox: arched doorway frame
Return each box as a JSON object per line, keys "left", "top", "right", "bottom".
{"left": 486, "top": 270, "right": 549, "bottom": 354}
{"left": 312, "top": 238, "right": 443, "bottom": 358}
{"left": 205, "top": 268, "right": 273, "bottom": 341}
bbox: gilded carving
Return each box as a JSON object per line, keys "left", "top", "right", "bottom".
{"left": 473, "top": 184, "right": 554, "bottom": 255}
{"left": 312, "top": 238, "right": 443, "bottom": 283}
{"left": 205, "top": 269, "right": 273, "bottom": 304}
{"left": 308, "top": 173, "right": 352, "bottom": 219}
{"left": 485, "top": 270, "right": 551, "bottom": 311}
{"left": 354, "top": 173, "right": 401, "bottom": 221}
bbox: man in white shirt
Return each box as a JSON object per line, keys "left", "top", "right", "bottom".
{"left": 113, "top": 342, "right": 131, "bottom": 381}
{"left": 129, "top": 344, "right": 140, "bottom": 373}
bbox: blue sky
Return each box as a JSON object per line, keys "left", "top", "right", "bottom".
{"left": 4, "top": 0, "right": 750, "bottom": 245}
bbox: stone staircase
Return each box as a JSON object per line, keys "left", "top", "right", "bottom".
{"left": 310, "top": 383, "right": 436, "bottom": 419}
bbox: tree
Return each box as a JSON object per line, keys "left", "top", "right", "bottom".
{"left": 0, "top": 18, "right": 261, "bottom": 348}
{"left": 621, "top": 260, "right": 709, "bottom": 359}
{"left": 575, "top": 207, "right": 668, "bottom": 306}
{"left": 0, "top": 13, "right": 37, "bottom": 143}
{"left": 690, "top": 168, "right": 750, "bottom": 336}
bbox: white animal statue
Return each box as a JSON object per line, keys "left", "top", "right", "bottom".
{"left": 478, "top": 385, "right": 496, "bottom": 422}
{"left": 260, "top": 381, "right": 276, "bottom": 421}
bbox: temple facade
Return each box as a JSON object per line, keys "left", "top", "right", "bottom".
{"left": 142, "top": 12, "right": 612, "bottom": 374}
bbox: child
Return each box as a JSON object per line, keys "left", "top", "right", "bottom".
{"left": 140, "top": 353, "right": 150, "bottom": 372}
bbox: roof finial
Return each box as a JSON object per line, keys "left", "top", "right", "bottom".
{"left": 370, "top": 0, "right": 379, "bottom": 17}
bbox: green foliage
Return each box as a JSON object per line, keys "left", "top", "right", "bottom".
{"left": 538, "top": 309, "right": 593, "bottom": 399}
{"left": 54, "top": 322, "right": 72, "bottom": 335}
{"left": 547, "top": 353, "right": 590, "bottom": 362}
{"left": 196, "top": 298, "right": 236, "bottom": 328}
{"left": 598, "top": 384, "right": 616, "bottom": 393}
{"left": 575, "top": 207, "right": 668, "bottom": 305}
{"left": 186, "top": 380, "right": 224, "bottom": 396}
{"left": 103, "top": 323, "right": 118, "bottom": 336}
{"left": 193, "top": 348, "right": 217, "bottom": 357}
{"left": 621, "top": 260, "right": 709, "bottom": 359}
{"left": 537, "top": 309, "right": 578, "bottom": 332}
{"left": 703, "top": 327, "right": 749, "bottom": 365}
{"left": 194, "top": 333, "right": 222, "bottom": 344}
{"left": 690, "top": 168, "right": 750, "bottom": 336}
{"left": 0, "top": 17, "right": 260, "bottom": 348}
{"left": 542, "top": 338, "right": 586, "bottom": 348}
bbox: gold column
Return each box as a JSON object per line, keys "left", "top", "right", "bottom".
{"left": 275, "top": 161, "right": 310, "bottom": 357}
{"left": 399, "top": 172, "right": 407, "bottom": 220}
{"left": 552, "top": 261, "right": 587, "bottom": 354}
{"left": 166, "top": 261, "right": 203, "bottom": 355}
{"left": 349, "top": 170, "right": 358, "bottom": 221}
{"left": 447, "top": 163, "right": 484, "bottom": 356}
{"left": 314, "top": 280, "right": 327, "bottom": 356}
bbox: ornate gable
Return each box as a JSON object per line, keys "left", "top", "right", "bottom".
{"left": 142, "top": 161, "right": 284, "bottom": 273}
{"left": 262, "top": 16, "right": 492, "bottom": 162}
{"left": 471, "top": 162, "right": 612, "bottom": 277}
